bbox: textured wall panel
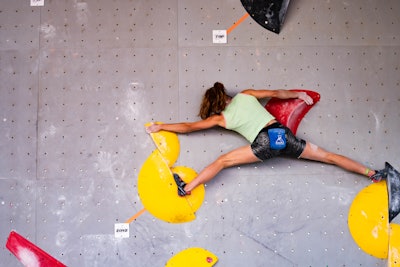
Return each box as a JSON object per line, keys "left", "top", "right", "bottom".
{"left": 0, "top": 0, "right": 399, "bottom": 266}
{"left": 40, "top": 0, "right": 178, "bottom": 49}
{"left": 179, "top": 0, "right": 400, "bottom": 47}
{"left": 0, "top": 3, "right": 40, "bottom": 50}
{"left": 0, "top": 50, "right": 38, "bottom": 180}
{"left": 37, "top": 47, "right": 178, "bottom": 180}
{"left": 0, "top": 179, "right": 37, "bottom": 266}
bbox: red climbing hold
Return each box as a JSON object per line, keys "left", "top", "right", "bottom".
{"left": 265, "top": 89, "right": 321, "bottom": 135}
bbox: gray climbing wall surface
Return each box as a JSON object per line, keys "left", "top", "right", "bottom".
{"left": 1, "top": 0, "right": 399, "bottom": 266}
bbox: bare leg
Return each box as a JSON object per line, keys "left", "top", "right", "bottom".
{"left": 299, "top": 142, "right": 375, "bottom": 177}
{"left": 184, "top": 145, "right": 261, "bottom": 192}
{"left": 184, "top": 142, "right": 376, "bottom": 193}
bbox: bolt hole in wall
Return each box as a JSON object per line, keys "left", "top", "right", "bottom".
{"left": 1, "top": 0, "right": 400, "bottom": 266}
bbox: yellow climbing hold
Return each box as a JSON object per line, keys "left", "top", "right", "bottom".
{"left": 145, "top": 122, "right": 179, "bottom": 166}
{"left": 165, "top": 247, "right": 218, "bottom": 267}
{"left": 348, "top": 181, "right": 389, "bottom": 259}
{"left": 138, "top": 123, "right": 205, "bottom": 223}
{"left": 389, "top": 224, "right": 400, "bottom": 267}
{"left": 171, "top": 166, "right": 205, "bottom": 214}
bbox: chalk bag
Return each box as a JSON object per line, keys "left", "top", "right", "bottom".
{"left": 268, "top": 128, "right": 287, "bottom": 150}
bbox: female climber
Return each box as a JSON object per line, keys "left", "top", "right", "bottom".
{"left": 146, "top": 82, "right": 386, "bottom": 196}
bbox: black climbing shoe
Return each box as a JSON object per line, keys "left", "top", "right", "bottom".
{"left": 173, "top": 173, "right": 190, "bottom": 197}
{"left": 370, "top": 165, "right": 388, "bottom": 183}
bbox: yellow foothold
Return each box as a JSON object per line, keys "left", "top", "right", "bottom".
{"left": 348, "top": 181, "right": 389, "bottom": 259}
{"left": 172, "top": 166, "right": 205, "bottom": 213}
{"left": 138, "top": 123, "right": 205, "bottom": 223}
{"left": 389, "top": 224, "right": 400, "bottom": 267}
{"left": 165, "top": 247, "right": 218, "bottom": 267}
{"left": 138, "top": 150, "right": 196, "bottom": 223}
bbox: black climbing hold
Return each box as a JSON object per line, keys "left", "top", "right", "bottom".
{"left": 240, "top": 0, "right": 291, "bottom": 34}
{"left": 386, "top": 162, "right": 400, "bottom": 223}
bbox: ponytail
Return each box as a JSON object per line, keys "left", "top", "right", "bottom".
{"left": 199, "top": 82, "right": 229, "bottom": 119}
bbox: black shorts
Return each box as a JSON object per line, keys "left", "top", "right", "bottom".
{"left": 251, "top": 122, "right": 306, "bottom": 161}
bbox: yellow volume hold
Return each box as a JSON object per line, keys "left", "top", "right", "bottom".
{"left": 165, "top": 247, "right": 218, "bottom": 267}
{"left": 138, "top": 123, "right": 205, "bottom": 223}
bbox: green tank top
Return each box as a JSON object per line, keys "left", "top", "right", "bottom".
{"left": 222, "top": 93, "right": 275, "bottom": 142}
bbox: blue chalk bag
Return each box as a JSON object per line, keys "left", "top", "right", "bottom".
{"left": 267, "top": 128, "right": 287, "bottom": 150}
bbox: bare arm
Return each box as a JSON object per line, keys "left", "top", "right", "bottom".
{"left": 146, "top": 114, "right": 225, "bottom": 134}
{"left": 242, "top": 89, "right": 313, "bottom": 105}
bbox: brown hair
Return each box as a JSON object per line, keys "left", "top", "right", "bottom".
{"left": 198, "top": 82, "right": 229, "bottom": 119}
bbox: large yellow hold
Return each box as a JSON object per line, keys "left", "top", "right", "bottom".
{"left": 348, "top": 180, "right": 400, "bottom": 264}
{"left": 389, "top": 224, "right": 400, "bottom": 267}
{"left": 348, "top": 181, "right": 389, "bottom": 258}
{"left": 165, "top": 247, "right": 218, "bottom": 267}
{"left": 137, "top": 123, "right": 205, "bottom": 223}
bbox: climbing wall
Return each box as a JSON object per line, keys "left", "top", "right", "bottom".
{"left": 1, "top": 0, "right": 399, "bottom": 266}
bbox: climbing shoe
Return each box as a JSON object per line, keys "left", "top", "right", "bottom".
{"left": 370, "top": 166, "right": 388, "bottom": 183}
{"left": 173, "top": 173, "right": 190, "bottom": 196}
